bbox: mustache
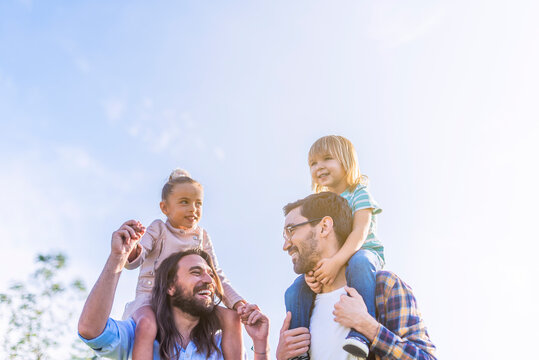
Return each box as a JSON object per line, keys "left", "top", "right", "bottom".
{"left": 288, "top": 246, "right": 299, "bottom": 256}
{"left": 193, "top": 283, "right": 213, "bottom": 294}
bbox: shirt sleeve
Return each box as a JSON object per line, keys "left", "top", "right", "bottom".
{"left": 125, "top": 220, "right": 162, "bottom": 270}
{"left": 371, "top": 272, "right": 437, "bottom": 360}
{"left": 349, "top": 186, "right": 382, "bottom": 215}
{"left": 201, "top": 230, "right": 244, "bottom": 309}
{"left": 78, "top": 318, "right": 135, "bottom": 359}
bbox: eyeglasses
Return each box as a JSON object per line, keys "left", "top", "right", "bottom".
{"left": 283, "top": 217, "right": 324, "bottom": 241}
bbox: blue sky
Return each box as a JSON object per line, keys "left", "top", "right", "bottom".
{"left": 1, "top": 1, "right": 538, "bottom": 359}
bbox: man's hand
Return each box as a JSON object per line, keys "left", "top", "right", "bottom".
{"left": 111, "top": 220, "right": 145, "bottom": 258}
{"left": 313, "top": 256, "right": 341, "bottom": 286}
{"left": 305, "top": 271, "right": 322, "bottom": 294}
{"left": 333, "top": 286, "right": 380, "bottom": 342}
{"left": 240, "top": 304, "right": 270, "bottom": 357}
{"left": 276, "top": 312, "right": 310, "bottom": 360}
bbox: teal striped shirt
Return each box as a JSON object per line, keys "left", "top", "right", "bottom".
{"left": 340, "top": 185, "right": 385, "bottom": 265}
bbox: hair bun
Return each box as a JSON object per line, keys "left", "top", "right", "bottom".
{"left": 169, "top": 168, "right": 191, "bottom": 181}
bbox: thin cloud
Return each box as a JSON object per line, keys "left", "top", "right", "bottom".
{"left": 75, "top": 57, "right": 90, "bottom": 73}
{"left": 16, "top": 0, "right": 32, "bottom": 10}
{"left": 214, "top": 147, "right": 225, "bottom": 161}
{"left": 366, "top": 2, "right": 446, "bottom": 48}
{"left": 103, "top": 98, "right": 127, "bottom": 122}
{"left": 55, "top": 146, "right": 104, "bottom": 173}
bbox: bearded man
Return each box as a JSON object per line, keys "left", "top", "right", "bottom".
{"left": 277, "top": 192, "right": 436, "bottom": 360}
{"left": 78, "top": 220, "right": 269, "bottom": 359}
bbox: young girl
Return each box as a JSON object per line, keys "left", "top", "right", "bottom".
{"left": 285, "top": 135, "right": 384, "bottom": 360}
{"left": 123, "top": 169, "right": 247, "bottom": 360}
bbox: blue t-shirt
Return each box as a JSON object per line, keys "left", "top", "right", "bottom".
{"left": 79, "top": 318, "right": 225, "bottom": 360}
{"left": 340, "top": 184, "right": 385, "bottom": 265}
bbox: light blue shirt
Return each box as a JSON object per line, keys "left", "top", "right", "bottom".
{"left": 79, "top": 318, "right": 224, "bottom": 360}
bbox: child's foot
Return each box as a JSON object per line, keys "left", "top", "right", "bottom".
{"left": 290, "top": 352, "right": 310, "bottom": 360}
{"left": 342, "top": 335, "right": 369, "bottom": 359}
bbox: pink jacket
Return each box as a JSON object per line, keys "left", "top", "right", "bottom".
{"left": 125, "top": 219, "right": 243, "bottom": 309}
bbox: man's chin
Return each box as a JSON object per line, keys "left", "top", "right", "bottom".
{"left": 293, "top": 263, "right": 306, "bottom": 275}
{"left": 170, "top": 287, "right": 215, "bottom": 316}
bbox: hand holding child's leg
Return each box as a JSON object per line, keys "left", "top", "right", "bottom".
{"left": 342, "top": 250, "right": 381, "bottom": 359}
{"left": 284, "top": 275, "right": 315, "bottom": 360}
{"left": 132, "top": 305, "right": 157, "bottom": 360}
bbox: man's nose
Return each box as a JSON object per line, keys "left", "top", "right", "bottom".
{"left": 201, "top": 271, "right": 213, "bottom": 284}
{"left": 283, "top": 237, "right": 291, "bottom": 251}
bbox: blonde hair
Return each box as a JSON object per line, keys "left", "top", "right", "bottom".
{"left": 308, "top": 135, "right": 368, "bottom": 193}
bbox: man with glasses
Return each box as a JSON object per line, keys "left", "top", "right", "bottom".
{"left": 277, "top": 192, "right": 437, "bottom": 360}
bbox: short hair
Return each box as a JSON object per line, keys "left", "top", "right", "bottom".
{"left": 283, "top": 192, "right": 353, "bottom": 247}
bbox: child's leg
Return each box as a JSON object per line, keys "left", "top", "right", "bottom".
{"left": 216, "top": 306, "right": 243, "bottom": 360}
{"left": 132, "top": 305, "right": 157, "bottom": 360}
{"left": 284, "top": 275, "right": 316, "bottom": 330}
{"left": 343, "top": 250, "right": 381, "bottom": 356}
{"left": 284, "top": 275, "right": 315, "bottom": 360}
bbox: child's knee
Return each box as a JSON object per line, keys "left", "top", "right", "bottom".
{"left": 348, "top": 250, "right": 377, "bottom": 272}
{"left": 135, "top": 313, "right": 158, "bottom": 335}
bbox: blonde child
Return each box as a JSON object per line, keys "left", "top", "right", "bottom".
{"left": 123, "top": 169, "right": 247, "bottom": 360}
{"left": 285, "top": 135, "right": 384, "bottom": 360}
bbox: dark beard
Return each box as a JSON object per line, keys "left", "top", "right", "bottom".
{"left": 293, "top": 230, "right": 320, "bottom": 274}
{"left": 170, "top": 283, "right": 215, "bottom": 317}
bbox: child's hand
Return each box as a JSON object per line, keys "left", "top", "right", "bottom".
{"left": 233, "top": 300, "right": 247, "bottom": 314}
{"left": 238, "top": 302, "right": 260, "bottom": 324}
{"left": 305, "top": 271, "right": 322, "bottom": 294}
{"left": 313, "top": 257, "right": 341, "bottom": 286}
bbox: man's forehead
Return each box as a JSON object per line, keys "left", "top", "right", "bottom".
{"left": 177, "top": 254, "right": 211, "bottom": 271}
{"left": 284, "top": 207, "right": 306, "bottom": 226}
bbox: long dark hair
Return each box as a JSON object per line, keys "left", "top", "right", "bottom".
{"left": 151, "top": 249, "right": 224, "bottom": 359}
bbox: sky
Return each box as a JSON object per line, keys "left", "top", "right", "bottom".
{"left": 1, "top": 0, "right": 538, "bottom": 359}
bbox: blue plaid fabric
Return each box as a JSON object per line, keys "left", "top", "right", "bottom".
{"left": 370, "top": 271, "right": 437, "bottom": 360}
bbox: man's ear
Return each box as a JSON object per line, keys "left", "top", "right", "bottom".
{"left": 319, "top": 216, "right": 334, "bottom": 237}
{"left": 167, "top": 284, "right": 176, "bottom": 296}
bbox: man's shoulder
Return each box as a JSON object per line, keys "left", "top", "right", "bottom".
{"left": 79, "top": 318, "right": 137, "bottom": 357}
{"left": 375, "top": 271, "right": 415, "bottom": 298}
{"left": 375, "top": 270, "right": 398, "bottom": 284}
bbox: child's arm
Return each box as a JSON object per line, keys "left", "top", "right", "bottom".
{"left": 313, "top": 209, "right": 372, "bottom": 286}
{"left": 233, "top": 300, "right": 247, "bottom": 311}
{"left": 201, "top": 230, "right": 244, "bottom": 309}
{"left": 216, "top": 306, "right": 244, "bottom": 360}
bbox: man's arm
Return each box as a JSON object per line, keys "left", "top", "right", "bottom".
{"left": 78, "top": 220, "right": 144, "bottom": 339}
{"left": 240, "top": 304, "right": 270, "bottom": 360}
{"left": 334, "top": 277, "right": 436, "bottom": 360}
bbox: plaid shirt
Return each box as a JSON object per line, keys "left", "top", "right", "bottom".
{"left": 369, "top": 271, "right": 437, "bottom": 360}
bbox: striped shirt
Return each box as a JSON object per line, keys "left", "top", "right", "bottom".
{"left": 340, "top": 185, "right": 385, "bottom": 265}
{"left": 370, "top": 271, "right": 437, "bottom": 360}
